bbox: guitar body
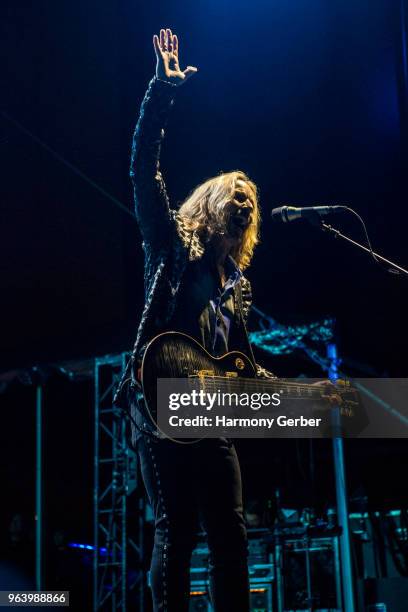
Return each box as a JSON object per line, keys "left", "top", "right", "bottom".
{"left": 139, "top": 331, "right": 360, "bottom": 438}
{"left": 141, "top": 331, "right": 256, "bottom": 425}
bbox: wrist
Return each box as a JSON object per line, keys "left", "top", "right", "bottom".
{"left": 155, "top": 75, "right": 179, "bottom": 87}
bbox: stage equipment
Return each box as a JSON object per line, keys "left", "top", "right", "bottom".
{"left": 249, "top": 314, "right": 334, "bottom": 358}
{"left": 350, "top": 509, "right": 408, "bottom": 580}
{"left": 274, "top": 529, "right": 342, "bottom": 612}
{"left": 350, "top": 510, "right": 408, "bottom": 610}
{"left": 328, "top": 343, "right": 356, "bottom": 612}
{"left": 271, "top": 205, "right": 345, "bottom": 224}
{"left": 93, "top": 353, "right": 142, "bottom": 612}
{"left": 272, "top": 204, "right": 408, "bottom": 276}
{"left": 0, "top": 358, "right": 146, "bottom": 609}
{"left": 360, "top": 577, "right": 408, "bottom": 611}
{"left": 250, "top": 311, "right": 356, "bottom": 611}
{"left": 189, "top": 529, "right": 274, "bottom": 612}
{"left": 189, "top": 586, "right": 274, "bottom": 612}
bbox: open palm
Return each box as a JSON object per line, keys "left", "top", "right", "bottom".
{"left": 153, "top": 28, "right": 197, "bottom": 86}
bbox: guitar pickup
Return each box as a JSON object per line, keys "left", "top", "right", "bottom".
{"left": 190, "top": 369, "right": 215, "bottom": 378}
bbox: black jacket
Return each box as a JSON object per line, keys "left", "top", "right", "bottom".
{"left": 115, "top": 77, "right": 271, "bottom": 438}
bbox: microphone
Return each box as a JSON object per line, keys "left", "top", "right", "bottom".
{"left": 271, "top": 205, "right": 346, "bottom": 224}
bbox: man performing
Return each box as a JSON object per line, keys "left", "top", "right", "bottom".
{"left": 116, "top": 27, "right": 276, "bottom": 612}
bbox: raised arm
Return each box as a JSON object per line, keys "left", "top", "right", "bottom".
{"left": 131, "top": 28, "right": 197, "bottom": 248}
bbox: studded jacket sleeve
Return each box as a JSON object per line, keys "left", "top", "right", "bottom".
{"left": 130, "top": 77, "right": 178, "bottom": 249}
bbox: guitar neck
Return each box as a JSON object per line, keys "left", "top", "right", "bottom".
{"left": 198, "top": 375, "right": 329, "bottom": 401}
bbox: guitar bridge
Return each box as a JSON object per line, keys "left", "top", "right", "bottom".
{"left": 191, "top": 369, "right": 215, "bottom": 378}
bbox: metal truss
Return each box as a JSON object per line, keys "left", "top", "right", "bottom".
{"left": 93, "top": 353, "right": 142, "bottom": 611}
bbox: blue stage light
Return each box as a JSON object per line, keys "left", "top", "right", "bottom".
{"left": 68, "top": 542, "right": 107, "bottom": 554}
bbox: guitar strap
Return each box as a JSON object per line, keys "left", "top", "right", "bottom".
{"left": 235, "top": 280, "right": 258, "bottom": 371}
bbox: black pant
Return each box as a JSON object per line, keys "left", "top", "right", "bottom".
{"left": 137, "top": 435, "right": 249, "bottom": 612}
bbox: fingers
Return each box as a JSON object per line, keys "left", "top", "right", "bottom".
{"left": 166, "top": 28, "right": 173, "bottom": 52}
{"left": 182, "top": 65, "right": 198, "bottom": 82}
{"left": 154, "top": 28, "right": 198, "bottom": 85}
{"left": 173, "top": 34, "right": 178, "bottom": 56}
{"left": 322, "top": 393, "right": 343, "bottom": 405}
{"left": 156, "top": 28, "right": 177, "bottom": 54}
{"left": 160, "top": 28, "right": 166, "bottom": 51}
{"left": 153, "top": 34, "right": 162, "bottom": 59}
{"left": 320, "top": 381, "right": 343, "bottom": 405}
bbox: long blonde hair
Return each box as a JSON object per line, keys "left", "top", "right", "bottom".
{"left": 178, "top": 170, "right": 261, "bottom": 270}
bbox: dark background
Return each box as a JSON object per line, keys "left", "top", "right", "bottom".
{"left": 1, "top": 0, "right": 407, "bottom": 595}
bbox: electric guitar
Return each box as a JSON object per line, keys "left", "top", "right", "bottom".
{"left": 140, "top": 331, "right": 359, "bottom": 436}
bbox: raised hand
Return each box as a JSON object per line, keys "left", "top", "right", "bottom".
{"left": 153, "top": 28, "right": 198, "bottom": 86}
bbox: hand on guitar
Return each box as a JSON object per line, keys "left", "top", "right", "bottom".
{"left": 153, "top": 28, "right": 198, "bottom": 86}
{"left": 312, "top": 379, "right": 343, "bottom": 405}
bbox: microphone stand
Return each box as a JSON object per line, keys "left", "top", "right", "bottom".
{"left": 327, "top": 343, "right": 355, "bottom": 612}
{"left": 320, "top": 221, "right": 408, "bottom": 277}
{"left": 317, "top": 218, "right": 406, "bottom": 611}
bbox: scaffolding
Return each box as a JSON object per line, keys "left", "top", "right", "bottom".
{"left": 93, "top": 353, "right": 142, "bottom": 611}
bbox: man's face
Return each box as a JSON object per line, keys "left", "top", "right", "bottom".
{"left": 225, "top": 179, "right": 255, "bottom": 240}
